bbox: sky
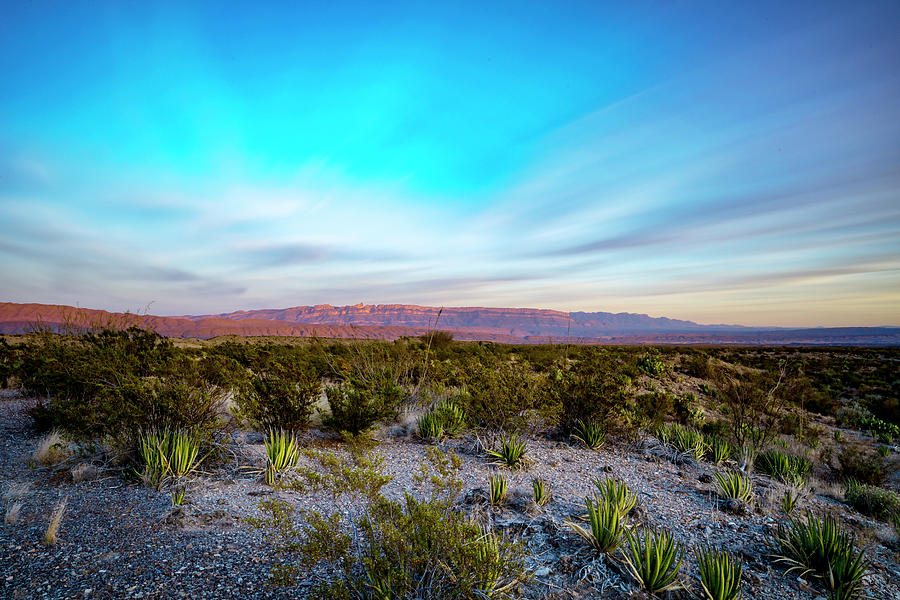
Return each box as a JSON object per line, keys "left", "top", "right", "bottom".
{"left": 1, "top": 1, "right": 899, "bottom": 327}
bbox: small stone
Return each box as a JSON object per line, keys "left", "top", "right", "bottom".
{"left": 534, "top": 566, "right": 551, "bottom": 577}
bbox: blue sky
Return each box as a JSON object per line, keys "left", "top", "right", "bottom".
{"left": 1, "top": 1, "right": 898, "bottom": 326}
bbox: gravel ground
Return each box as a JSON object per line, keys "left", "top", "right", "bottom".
{"left": 1, "top": 390, "right": 898, "bottom": 599}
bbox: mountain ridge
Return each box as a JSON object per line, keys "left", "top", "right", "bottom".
{"left": 1, "top": 301, "right": 897, "bottom": 346}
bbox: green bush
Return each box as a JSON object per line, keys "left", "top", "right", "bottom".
{"left": 248, "top": 448, "right": 530, "bottom": 599}
{"left": 322, "top": 380, "right": 404, "bottom": 437}
{"left": 844, "top": 480, "right": 900, "bottom": 522}
{"left": 548, "top": 358, "right": 632, "bottom": 435}
{"left": 234, "top": 374, "right": 320, "bottom": 431}
{"left": 637, "top": 351, "right": 667, "bottom": 377}
{"left": 457, "top": 358, "right": 546, "bottom": 432}
{"left": 837, "top": 446, "right": 887, "bottom": 486}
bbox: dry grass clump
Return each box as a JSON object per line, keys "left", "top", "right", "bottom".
{"left": 31, "top": 430, "right": 68, "bottom": 466}
{"left": 71, "top": 463, "right": 100, "bottom": 483}
{"left": 5, "top": 482, "right": 29, "bottom": 524}
{"left": 5, "top": 501, "right": 23, "bottom": 525}
{"left": 43, "top": 497, "right": 68, "bottom": 545}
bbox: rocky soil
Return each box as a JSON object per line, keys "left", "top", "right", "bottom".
{"left": 1, "top": 390, "right": 898, "bottom": 600}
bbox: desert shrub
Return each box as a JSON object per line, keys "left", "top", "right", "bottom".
{"left": 836, "top": 401, "right": 899, "bottom": 441}
{"left": 637, "top": 350, "right": 666, "bottom": 377}
{"left": 844, "top": 480, "right": 900, "bottom": 522}
{"left": 680, "top": 351, "right": 712, "bottom": 379}
{"left": 548, "top": 357, "right": 632, "bottom": 435}
{"left": 322, "top": 380, "right": 405, "bottom": 437}
{"left": 837, "top": 446, "right": 887, "bottom": 486}
{"left": 707, "top": 436, "right": 731, "bottom": 465}
{"left": 248, "top": 448, "right": 530, "bottom": 599}
{"left": 773, "top": 513, "right": 868, "bottom": 600}
{"left": 712, "top": 364, "right": 790, "bottom": 450}
{"left": 457, "top": 358, "right": 546, "bottom": 432}
{"left": 670, "top": 424, "right": 707, "bottom": 461}
{"left": 634, "top": 391, "right": 675, "bottom": 428}
{"left": 0, "top": 339, "right": 20, "bottom": 388}
{"left": 233, "top": 374, "right": 320, "bottom": 432}
{"left": 757, "top": 450, "right": 811, "bottom": 487}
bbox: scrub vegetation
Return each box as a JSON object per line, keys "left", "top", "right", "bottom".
{"left": 1, "top": 326, "right": 899, "bottom": 599}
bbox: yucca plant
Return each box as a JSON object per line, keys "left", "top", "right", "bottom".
{"left": 708, "top": 436, "right": 731, "bottom": 465}
{"left": 620, "top": 527, "right": 684, "bottom": 594}
{"left": 756, "top": 450, "right": 810, "bottom": 487}
{"left": 654, "top": 423, "right": 673, "bottom": 446}
{"left": 566, "top": 495, "right": 627, "bottom": 553}
{"left": 773, "top": 513, "right": 868, "bottom": 598}
{"left": 593, "top": 477, "right": 637, "bottom": 517}
{"left": 782, "top": 488, "right": 800, "bottom": 515}
{"left": 672, "top": 424, "right": 706, "bottom": 461}
{"left": 531, "top": 477, "right": 550, "bottom": 507}
{"left": 264, "top": 429, "right": 300, "bottom": 485}
{"left": 488, "top": 473, "right": 508, "bottom": 506}
{"left": 571, "top": 419, "right": 606, "bottom": 450}
{"left": 733, "top": 443, "right": 757, "bottom": 472}
{"left": 416, "top": 411, "right": 444, "bottom": 440}
{"left": 714, "top": 470, "right": 753, "bottom": 503}
{"left": 473, "top": 526, "right": 517, "bottom": 596}
{"left": 486, "top": 433, "right": 528, "bottom": 470}
{"left": 434, "top": 399, "right": 466, "bottom": 437}
{"left": 138, "top": 428, "right": 203, "bottom": 489}
{"left": 696, "top": 545, "right": 743, "bottom": 600}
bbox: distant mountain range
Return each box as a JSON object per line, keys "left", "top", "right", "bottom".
{"left": 1, "top": 301, "right": 898, "bottom": 346}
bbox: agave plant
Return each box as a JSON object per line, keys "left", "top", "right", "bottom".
{"left": 620, "top": 528, "right": 684, "bottom": 594}
{"left": 566, "top": 495, "right": 627, "bottom": 553}
{"left": 416, "top": 411, "right": 444, "bottom": 440}
{"left": 571, "top": 420, "right": 606, "bottom": 450}
{"left": 486, "top": 433, "right": 528, "bottom": 470}
{"left": 773, "top": 513, "right": 868, "bottom": 598}
{"left": 708, "top": 436, "right": 731, "bottom": 465}
{"left": 714, "top": 470, "right": 753, "bottom": 503}
{"left": 264, "top": 429, "right": 300, "bottom": 485}
{"left": 696, "top": 545, "right": 743, "bottom": 600}
{"left": 671, "top": 424, "right": 706, "bottom": 461}
{"left": 531, "top": 477, "right": 551, "bottom": 507}
{"left": 593, "top": 477, "right": 637, "bottom": 517}
{"left": 488, "top": 473, "right": 508, "bottom": 506}
{"left": 434, "top": 399, "right": 466, "bottom": 437}
{"left": 782, "top": 488, "right": 800, "bottom": 515}
{"left": 473, "top": 526, "right": 518, "bottom": 596}
{"left": 757, "top": 450, "right": 811, "bottom": 487}
{"left": 138, "top": 428, "right": 203, "bottom": 489}
{"left": 654, "top": 423, "right": 673, "bottom": 446}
